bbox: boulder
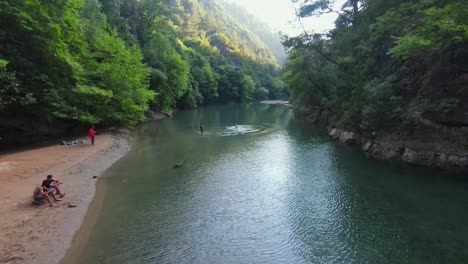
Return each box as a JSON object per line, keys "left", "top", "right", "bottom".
{"left": 362, "top": 141, "right": 373, "bottom": 152}
{"left": 339, "top": 131, "right": 359, "bottom": 144}
{"left": 402, "top": 148, "right": 417, "bottom": 163}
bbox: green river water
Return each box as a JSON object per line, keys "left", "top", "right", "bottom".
{"left": 67, "top": 103, "right": 468, "bottom": 264}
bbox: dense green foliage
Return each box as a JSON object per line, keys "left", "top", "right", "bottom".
{"left": 0, "top": 0, "right": 154, "bottom": 126}
{"left": 284, "top": 0, "right": 468, "bottom": 134}
{"left": 0, "top": 0, "right": 287, "bottom": 128}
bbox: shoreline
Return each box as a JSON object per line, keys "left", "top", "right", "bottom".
{"left": 328, "top": 127, "right": 468, "bottom": 171}
{"left": 259, "top": 100, "right": 289, "bottom": 105}
{"left": 59, "top": 173, "right": 109, "bottom": 264}
{"left": 0, "top": 129, "right": 131, "bottom": 264}
{"left": 279, "top": 102, "right": 467, "bottom": 171}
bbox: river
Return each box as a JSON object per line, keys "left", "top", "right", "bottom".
{"left": 66, "top": 103, "right": 468, "bottom": 264}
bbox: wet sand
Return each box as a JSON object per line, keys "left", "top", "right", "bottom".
{"left": 0, "top": 130, "right": 131, "bottom": 264}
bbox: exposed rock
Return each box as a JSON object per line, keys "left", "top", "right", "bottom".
{"left": 329, "top": 127, "right": 468, "bottom": 170}
{"left": 329, "top": 128, "right": 360, "bottom": 144}
{"left": 447, "top": 155, "right": 468, "bottom": 167}
{"left": 434, "top": 153, "right": 447, "bottom": 167}
{"left": 365, "top": 141, "right": 401, "bottom": 160}
{"left": 321, "top": 42, "right": 468, "bottom": 171}
{"left": 362, "top": 141, "right": 373, "bottom": 152}
{"left": 402, "top": 148, "right": 417, "bottom": 163}
{"left": 459, "top": 156, "right": 468, "bottom": 166}
{"left": 340, "top": 131, "right": 359, "bottom": 144}
{"left": 160, "top": 111, "right": 173, "bottom": 118}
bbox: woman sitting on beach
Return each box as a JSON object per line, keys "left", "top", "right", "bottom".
{"left": 33, "top": 185, "right": 60, "bottom": 207}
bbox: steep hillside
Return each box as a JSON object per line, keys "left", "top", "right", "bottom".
{"left": 170, "top": 0, "right": 288, "bottom": 106}
{"left": 0, "top": 0, "right": 287, "bottom": 146}
{"left": 222, "top": 1, "right": 287, "bottom": 64}
{"left": 174, "top": 0, "right": 279, "bottom": 66}
{"left": 283, "top": 0, "right": 468, "bottom": 169}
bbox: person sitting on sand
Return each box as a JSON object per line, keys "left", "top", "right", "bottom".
{"left": 42, "top": 175, "right": 65, "bottom": 198}
{"left": 33, "top": 185, "right": 60, "bottom": 207}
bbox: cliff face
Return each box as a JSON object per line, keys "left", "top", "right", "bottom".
{"left": 329, "top": 128, "right": 468, "bottom": 170}
{"left": 408, "top": 43, "right": 468, "bottom": 128}
{"left": 326, "top": 43, "right": 468, "bottom": 170}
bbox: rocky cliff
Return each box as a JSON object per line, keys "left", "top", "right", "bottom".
{"left": 329, "top": 127, "right": 468, "bottom": 170}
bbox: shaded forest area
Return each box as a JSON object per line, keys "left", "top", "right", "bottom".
{"left": 0, "top": 0, "right": 287, "bottom": 145}
{"left": 283, "top": 0, "right": 468, "bottom": 159}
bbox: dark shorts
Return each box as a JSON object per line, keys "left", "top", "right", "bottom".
{"left": 34, "top": 194, "right": 44, "bottom": 201}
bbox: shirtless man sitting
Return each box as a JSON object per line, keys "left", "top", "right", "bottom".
{"left": 33, "top": 184, "right": 61, "bottom": 207}
{"left": 42, "top": 174, "right": 65, "bottom": 198}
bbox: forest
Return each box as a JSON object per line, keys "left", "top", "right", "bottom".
{"left": 0, "top": 0, "right": 287, "bottom": 142}
{"left": 283, "top": 0, "right": 467, "bottom": 145}
{"left": 2, "top": 0, "right": 466, "bottom": 149}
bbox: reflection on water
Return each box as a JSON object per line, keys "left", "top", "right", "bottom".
{"left": 68, "top": 103, "right": 468, "bottom": 264}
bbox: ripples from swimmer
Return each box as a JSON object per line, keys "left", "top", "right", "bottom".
{"left": 70, "top": 104, "right": 468, "bottom": 264}
{"left": 206, "top": 124, "right": 266, "bottom": 136}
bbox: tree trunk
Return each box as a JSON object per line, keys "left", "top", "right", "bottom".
{"left": 352, "top": 0, "right": 359, "bottom": 17}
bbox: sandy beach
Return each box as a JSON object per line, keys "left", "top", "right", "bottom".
{"left": 0, "top": 130, "right": 131, "bottom": 264}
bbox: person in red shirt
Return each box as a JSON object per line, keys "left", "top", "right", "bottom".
{"left": 88, "top": 126, "right": 96, "bottom": 146}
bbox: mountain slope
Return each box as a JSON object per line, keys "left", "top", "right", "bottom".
{"left": 173, "top": 0, "right": 280, "bottom": 66}
{"left": 0, "top": 0, "right": 288, "bottom": 146}
{"left": 222, "top": 1, "right": 287, "bottom": 64}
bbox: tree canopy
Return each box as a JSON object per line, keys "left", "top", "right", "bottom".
{"left": 0, "top": 0, "right": 288, "bottom": 131}
{"left": 284, "top": 0, "right": 468, "bottom": 135}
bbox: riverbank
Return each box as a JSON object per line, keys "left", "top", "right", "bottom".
{"left": 260, "top": 100, "right": 289, "bottom": 105}
{"left": 47, "top": 103, "right": 468, "bottom": 263}
{"left": 290, "top": 104, "right": 468, "bottom": 171}
{"left": 329, "top": 127, "right": 468, "bottom": 170}
{"left": 0, "top": 129, "right": 131, "bottom": 264}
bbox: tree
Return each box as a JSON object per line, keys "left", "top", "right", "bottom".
{"left": 239, "top": 75, "right": 256, "bottom": 102}
{"left": 295, "top": 0, "right": 366, "bottom": 26}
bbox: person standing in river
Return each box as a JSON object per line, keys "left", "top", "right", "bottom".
{"left": 88, "top": 126, "right": 96, "bottom": 146}
{"left": 200, "top": 123, "right": 204, "bottom": 135}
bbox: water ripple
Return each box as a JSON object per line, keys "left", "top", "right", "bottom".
{"left": 74, "top": 104, "right": 468, "bottom": 264}
{"left": 205, "top": 124, "right": 268, "bottom": 137}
